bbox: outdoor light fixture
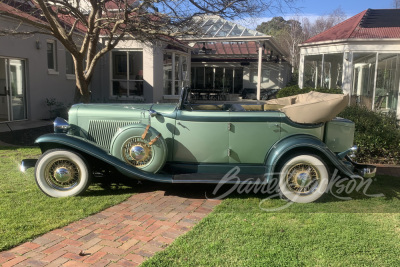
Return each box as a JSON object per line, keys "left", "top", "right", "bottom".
{"left": 35, "top": 40, "right": 41, "bottom": 50}
{"left": 201, "top": 42, "right": 206, "bottom": 52}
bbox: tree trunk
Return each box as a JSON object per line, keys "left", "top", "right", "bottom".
{"left": 73, "top": 82, "right": 91, "bottom": 103}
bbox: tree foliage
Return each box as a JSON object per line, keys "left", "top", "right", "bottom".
{"left": 0, "top": 0, "right": 296, "bottom": 102}
{"left": 256, "top": 8, "right": 347, "bottom": 71}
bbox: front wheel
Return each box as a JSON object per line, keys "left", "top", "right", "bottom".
{"left": 278, "top": 154, "right": 329, "bottom": 203}
{"left": 35, "top": 149, "right": 91, "bottom": 197}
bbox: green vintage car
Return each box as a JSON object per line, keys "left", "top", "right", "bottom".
{"left": 21, "top": 88, "right": 376, "bottom": 203}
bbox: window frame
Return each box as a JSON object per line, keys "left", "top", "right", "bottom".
{"left": 110, "top": 49, "right": 144, "bottom": 98}
{"left": 65, "top": 50, "right": 75, "bottom": 79}
{"left": 46, "top": 39, "right": 58, "bottom": 75}
{"left": 163, "top": 51, "right": 189, "bottom": 96}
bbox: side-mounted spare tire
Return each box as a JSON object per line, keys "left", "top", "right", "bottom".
{"left": 110, "top": 124, "right": 168, "bottom": 173}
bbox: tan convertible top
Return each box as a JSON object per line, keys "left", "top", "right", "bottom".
{"left": 266, "top": 91, "right": 349, "bottom": 124}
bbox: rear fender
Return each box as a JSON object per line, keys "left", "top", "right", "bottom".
{"left": 265, "top": 134, "right": 359, "bottom": 181}
{"left": 35, "top": 134, "right": 173, "bottom": 183}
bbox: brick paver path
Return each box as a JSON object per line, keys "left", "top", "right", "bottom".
{"left": 0, "top": 190, "right": 221, "bottom": 267}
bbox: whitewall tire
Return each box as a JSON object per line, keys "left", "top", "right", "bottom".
{"left": 35, "top": 149, "right": 91, "bottom": 197}
{"left": 278, "top": 154, "right": 329, "bottom": 203}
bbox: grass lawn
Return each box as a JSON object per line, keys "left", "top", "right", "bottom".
{"left": 143, "top": 175, "right": 400, "bottom": 266}
{"left": 0, "top": 147, "right": 135, "bottom": 251}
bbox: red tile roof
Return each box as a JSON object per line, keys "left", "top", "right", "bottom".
{"left": 304, "top": 9, "right": 400, "bottom": 44}
{"left": 0, "top": 1, "right": 47, "bottom": 26}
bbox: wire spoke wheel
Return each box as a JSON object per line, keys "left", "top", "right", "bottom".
{"left": 35, "top": 149, "right": 91, "bottom": 197}
{"left": 285, "top": 163, "right": 320, "bottom": 195}
{"left": 279, "top": 154, "right": 329, "bottom": 203}
{"left": 44, "top": 158, "right": 81, "bottom": 191}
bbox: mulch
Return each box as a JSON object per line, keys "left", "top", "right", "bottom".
{"left": 0, "top": 125, "right": 53, "bottom": 146}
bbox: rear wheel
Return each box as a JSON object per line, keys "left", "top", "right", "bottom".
{"left": 35, "top": 149, "right": 91, "bottom": 197}
{"left": 278, "top": 154, "right": 329, "bottom": 203}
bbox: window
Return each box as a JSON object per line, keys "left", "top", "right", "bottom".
{"left": 65, "top": 51, "right": 75, "bottom": 78}
{"left": 250, "top": 69, "right": 270, "bottom": 84}
{"left": 303, "top": 55, "right": 323, "bottom": 88}
{"left": 191, "top": 67, "right": 243, "bottom": 94}
{"left": 163, "top": 52, "right": 189, "bottom": 95}
{"left": 352, "top": 53, "right": 376, "bottom": 109}
{"left": 375, "top": 54, "right": 399, "bottom": 112}
{"left": 47, "top": 40, "right": 58, "bottom": 73}
{"left": 111, "top": 50, "right": 143, "bottom": 97}
{"left": 303, "top": 54, "right": 343, "bottom": 89}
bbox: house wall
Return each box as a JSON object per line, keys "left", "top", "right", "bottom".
{"left": 0, "top": 17, "right": 76, "bottom": 121}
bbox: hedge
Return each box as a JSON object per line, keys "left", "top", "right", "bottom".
{"left": 338, "top": 106, "right": 400, "bottom": 164}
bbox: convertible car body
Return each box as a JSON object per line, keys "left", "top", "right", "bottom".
{"left": 21, "top": 88, "right": 376, "bottom": 203}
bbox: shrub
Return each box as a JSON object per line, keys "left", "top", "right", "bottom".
{"left": 339, "top": 106, "right": 400, "bottom": 164}
{"left": 276, "top": 85, "right": 343, "bottom": 98}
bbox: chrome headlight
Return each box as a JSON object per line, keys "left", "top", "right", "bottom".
{"left": 54, "top": 117, "right": 70, "bottom": 133}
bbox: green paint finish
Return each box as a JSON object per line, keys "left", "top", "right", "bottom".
{"left": 229, "top": 121, "right": 281, "bottom": 164}
{"left": 324, "top": 118, "right": 355, "bottom": 152}
{"left": 150, "top": 114, "right": 177, "bottom": 162}
{"left": 173, "top": 110, "right": 229, "bottom": 163}
{"left": 280, "top": 114, "right": 325, "bottom": 140}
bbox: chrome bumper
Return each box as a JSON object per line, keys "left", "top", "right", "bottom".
{"left": 354, "top": 164, "right": 377, "bottom": 178}
{"left": 345, "top": 156, "right": 376, "bottom": 178}
{"left": 20, "top": 159, "right": 37, "bottom": 172}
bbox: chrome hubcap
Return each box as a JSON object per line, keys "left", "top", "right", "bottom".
{"left": 130, "top": 145, "right": 146, "bottom": 161}
{"left": 54, "top": 167, "right": 71, "bottom": 182}
{"left": 122, "top": 137, "right": 153, "bottom": 168}
{"left": 286, "top": 163, "right": 320, "bottom": 195}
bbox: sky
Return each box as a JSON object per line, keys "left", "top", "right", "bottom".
{"left": 241, "top": 0, "right": 396, "bottom": 29}
{"left": 295, "top": 0, "right": 394, "bottom": 17}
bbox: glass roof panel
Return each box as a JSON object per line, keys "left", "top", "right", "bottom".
{"left": 215, "top": 22, "right": 233, "bottom": 37}
{"left": 199, "top": 16, "right": 265, "bottom": 37}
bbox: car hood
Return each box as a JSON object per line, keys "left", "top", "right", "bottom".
{"left": 68, "top": 103, "right": 177, "bottom": 125}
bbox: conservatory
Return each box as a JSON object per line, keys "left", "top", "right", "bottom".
{"left": 298, "top": 9, "right": 400, "bottom": 118}
{"left": 184, "top": 16, "right": 291, "bottom": 100}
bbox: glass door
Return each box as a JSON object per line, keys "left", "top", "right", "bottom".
{"left": 0, "top": 58, "right": 27, "bottom": 122}
{"left": 0, "top": 58, "right": 9, "bottom": 122}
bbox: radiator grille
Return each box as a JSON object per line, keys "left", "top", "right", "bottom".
{"left": 87, "top": 120, "right": 140, "bottom": 150}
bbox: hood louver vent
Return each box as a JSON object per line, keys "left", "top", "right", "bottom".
{"left": 87, "top": 120, "right": 140, "bottom": 151}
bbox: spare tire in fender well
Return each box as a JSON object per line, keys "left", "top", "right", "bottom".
{"left": 109, "top": 124, "right": 168, "bottom": 173}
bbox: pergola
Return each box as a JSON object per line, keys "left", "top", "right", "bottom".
{"left": 182, "top": 16, "right": 288, "bottom": 100}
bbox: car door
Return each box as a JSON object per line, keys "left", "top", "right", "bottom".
{"left": 173, "top": 110, "right": 229, "bottom": 163}
{"left": 228, "top": 111, "right": 281, "bottom": 164}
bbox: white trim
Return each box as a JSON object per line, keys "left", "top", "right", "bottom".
{"left": 47, "top": 69, "right": 59, "bottom": 75}
{"left": 300, "top": 38, "right": 400, "bottom": 47}
{"left": 66, "top": 74, "right": 76, "bottom": 80}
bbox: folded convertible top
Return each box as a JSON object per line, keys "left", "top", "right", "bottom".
{"left": 266, "top": 91, "right": 349, "bottom": 124}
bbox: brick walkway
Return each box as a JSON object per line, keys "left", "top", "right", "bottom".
{"left": 0, "top": 190, "right": 221, "bottom": 267}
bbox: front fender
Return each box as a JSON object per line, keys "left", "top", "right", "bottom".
{"left": 35, "top": 134, "right": 173, "bottom": 183}
{"left": 265, "top": 134, "right": 358, "bottom": 180}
